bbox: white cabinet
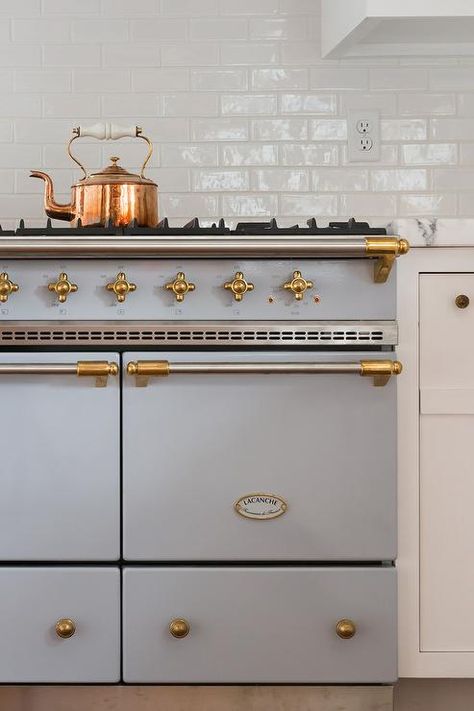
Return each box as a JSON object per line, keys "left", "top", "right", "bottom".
{"left": 321, "top": 0, "right": 474, "bottom": 57}
{"left": 0, "top": 352, "right": 120, "bottom": 560}
{"left": 398, "top": 251, "right": 474, "bottom": 676}
{"left": 0, "top": 567, "right": 120, "bottom": 682}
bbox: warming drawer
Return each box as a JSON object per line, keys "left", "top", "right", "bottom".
{"left": 122, "top": 566, "right": 397, "bottom": 683}
{"left": 0, "top": 567, "right": 120, "bottom": 683}
{"left": 0, "top": 352, "right": 120, "bottom": 561}
{"left": 123, "top": 351, "right": 398, "bottom": 561}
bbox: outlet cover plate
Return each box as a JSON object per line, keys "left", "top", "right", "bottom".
{"left": 347, "top": 109, "right": 381, "bottom": 162}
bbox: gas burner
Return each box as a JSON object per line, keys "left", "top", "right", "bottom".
{"left": 0, "top": 217, "right": 386, "bottom": 237}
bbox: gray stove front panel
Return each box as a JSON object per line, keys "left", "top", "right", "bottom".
{"left": 123, "top": 350, "right": 396, "bottom": 562}
{"left": 0, "top": 258, "right": 395, "bottom": 321}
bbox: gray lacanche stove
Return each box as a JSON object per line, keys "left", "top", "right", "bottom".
{"left": 0, "top": 218, "right": 408, "bottom": 685}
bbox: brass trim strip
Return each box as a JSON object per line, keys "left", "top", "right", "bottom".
{"left": 127, "top": 359, "right": 402, "bottom": 387}
{"left": 365, "top": 237, "right": 410, "bottom": 283}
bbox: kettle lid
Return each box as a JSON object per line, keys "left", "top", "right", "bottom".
{"left": 80, "top": 156, "right": 156, "bottom": 185}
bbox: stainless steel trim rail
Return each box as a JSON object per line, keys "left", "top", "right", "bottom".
{"left": 0, "top": 361, "right": 118, "bottom": 386}
{"left": 127, "top": 359, "right": 402, "bottom": 387}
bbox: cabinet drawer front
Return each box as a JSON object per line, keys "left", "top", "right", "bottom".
{"left": 420, "top": 273, "right": 474, "bottom": 391}
{"left": 123, "top": 351, "right": 397, "bottom": 561}
{"left": 0, "top": 567, "right": 120, "bottom": 682}
{"left": 123, "top": 567, "right": 396, "bottom": 683}
{"left": 0, "top": 352, "right": 119, "bottom": 560}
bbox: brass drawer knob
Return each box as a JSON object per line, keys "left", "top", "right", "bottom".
{"left": 455, "top": 294, "right": 470, "bottom": 309}
{"left": 166, "top": 272, "right": 195, "bottom": 302}
{"left": 55, "top": 618, "right": 76, "bottom": 639}
{"left": 169, "top": 618, "right": 190, "bottom": 638}
{"left": 283, "top": 271, "right": 313, "bottom": 301}
{"left": 336, "top": 618, "right": 356, "bottom": 639}
{"left": 48, "top": 272, "right": 78, "bottom": 303}
{"left": 0, "top": 272, "right": 19, "bottom": 303}
{"left": 224, "top": 272, "right": 254, "bottom": 302}
{"left": 106, "top": 272, "right": 137, "bottom": 302}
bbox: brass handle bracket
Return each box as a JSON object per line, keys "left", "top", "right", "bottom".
{"left": 360, "top": 359, "right": 402, "bottom": 386}
{"left": 77, "top": 361, "right": 119, "bottom": 387}
{"left": 127, "top": 360, "right": 169, "bottom": 387}
{"left": 365, "top": 237, "right": 409, "bottom": 283}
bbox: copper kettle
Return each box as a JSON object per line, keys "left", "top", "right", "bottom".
{"left": 31, "top": 123, "right": 158, "bottom": 228}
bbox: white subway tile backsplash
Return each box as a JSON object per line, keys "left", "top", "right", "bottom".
{"left": 370, "top": 68, "right": 428, "bottom": 91}
{"left": 12, "top": 19, "right": 70, "bottom": 42}
{"left": 253, "top": 118, "right": 307, "bottom": 141}
{"left": 101, "top": 0, "right": 159, "bottom": 14}
{"left": 402, "top": 143, "right": 457, "bottom": 165}
{"left": 249, "top": 17, "right": 307, "bottom": 40}
{"left": 0, "top": 121, "right": 13, "bottom": 142}
{"left": 311, "top": 119, "right": 347, "bottom": 141}
{"left": 149, "top": 168, "right": 190, "bottom": 192}
{"left": 221, "top": 193, "right": 278, "bottom": 216}
{"left": 162, "top": 43, "right": 219, "bottom": 67}
{"left": 14, "top": 118, "right": 80, "bottom": 143}
{"left": 42, "top": 0, "right": 100, "bottom": 14}
{"left": 103, "top": 44, "right": 159, "bottom": 68}
{"left": 221, "top": 43, "right": 279, "bottom": 66}
{"left": 163, "top": 93, "right": 219, "bottom": 117}
{"left": 281, "top": 42, "right": 323, "bottom": 66}
{"left": 221, "top": 94, "right": 277, "bottom": 115}
{"left": 102, "top": 93, "right": 159, "bottom": 117}
{"left": 280, "top": 194, "right": 338, "bottom": 217}
{"left": 161, "top": 0, "right": 217, "bottom": 15}
{"left": 431, "top": 118, "right": 474, "bottom": 140}
{"left": 457, "top": 94, "right": 474, "bottom": 116}
{"left": 310, "top": 68, "right": 368, "bottom": 91}
{"left": 44, "top": 44, "right": 100, "bottom": 67}
{"left": 0, "top": 1, "right": 39, "bottom": 16}
{"left": 15, "top": 71, "right": 71, "bottom": 93}
{"left": 221, "top": 143, "right": 278, "bottom": 166}
{"left": 218, "top": 0, "right": 279, "bottom": 14}
{"left": 312, "top": 168, "right": 368, "bottom": 192}
{"left": 251, "top": 168, "right": 309, "bottom": 191}
{"left": 339, "top": 92, "right": 397, "bottom": 116}
{"left": 399, "top": 193, "right": 457, "bottom": 216}
{"left": 191, "top": 69, "right": 247, "bottom": 91}
{"left": 0, "top": 94, "right": 41, "bottom": 118}
{"left": 398, "top": 93, "right": 456, "bottom": 116}
{"left": 15, "top": 168, "right": 73, "bottom": 194}
{"left": 281, "top": 143, "right": 338, "bottom": 166}
{"left": 433, "top": 169, "right": 474, "bottom": 191}
{"left": 341, "top": 144, "right": 398, "bottom": 166}
{"left": 190, "top": 18, "right": 248, "bottom": 40}
{"left": 191, "top": 118, "right": 248, "bottom": 141}
{"left": 340, "top": 193, "right": 396, "bottom": 218}
{"left": 280, "top": 93, "right": 336, "bottom": 114}
{"left": 43, "top": 142, "right": 102, "bottom": 170}
{"left": 161, "top": 144, "right": 218, "bottom": 167}
{"left": 74, "top": 70, "right": 130, "bottom": 93}
{"left": 192, "top": 169, "right": 249, "bottom": 191}
{"left": 371, "top": 169, "right": 427, "bottom": 192}
{"left": 130, "top": 19, "right": 187, "bottom": 41}
{"left": 44, "top": 94, "right": 100, "bottom": 118}
{"left": 0, "top": 72, "right": 12, "bottom": 92}
{"left": 430, "top": 67, "right": 474, "bottom": 91}
{"left": 381, "top": 119, "right": 427, "bottom": 141}
{"left": 0, "top": 144, "right": 41, "bottom": 168}
{"left": 0, "top": 170, "right": 14, "bottom": 193}
{"left": 460, "top": 144, "right": 474, "bottom": 165}
{"left": 0, "top": 44, "right": 41, "bottom": 67}
{"left": 141, "top": 117, "right": 189, "bottom": 142}
{"left": 71, "top": 19, "right": 129, "bottom": 43}
{"left": 160, "top": 193, "right": 218, "bottom": 218}
{"left": 251, "top": 68, "right": 308, "bottom": 90}
{"left": 133, "top": 69, "right": 189, "bottom": 92}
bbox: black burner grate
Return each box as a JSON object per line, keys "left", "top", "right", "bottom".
{"left": 0, "top": 217, "right": 386, "bottom": 237}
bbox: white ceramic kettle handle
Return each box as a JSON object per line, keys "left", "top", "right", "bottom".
{"left": 73, "top": 123, "right": 140, "bottom": 139}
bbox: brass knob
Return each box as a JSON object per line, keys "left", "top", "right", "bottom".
{"left": 165, "top": 272, "right": 195, "bottom": 303}
{"left": 0, "top": 272, "right": 19, "bottom": 303}
{"left": 169, "top": 618, "right": 190, "bottom": 638}
{"left": 336, "top": 618, "right": 356, "bottom": 639}
{"left": 224, "top": 272, "right": 254, "bottom": 302}
{"left": 48, "top": 272, "right": 78, "bottom": 303}
{"left": 55, "top": 618, "right": 76, "bottom": 639}
{"left": 283, "top": 271, "right": 313, "bottom": 301}
{"left": 106, "top": 272, "right": 137, "bottom": 303}
{"left": 455, "top": 294, "right": 470, "bottom": 309}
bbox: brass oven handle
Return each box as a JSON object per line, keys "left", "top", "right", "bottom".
{"left": 68, "top": 123, "right": 153, "bottom": 179}
{"left": 127, "top": 359, "right": 402, "bottom": 387}
{"left": 0, "top": 361, "right": 118, "bottom": 387}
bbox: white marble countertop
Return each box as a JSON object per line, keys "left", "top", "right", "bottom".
{"left": 388, "top": 219, "right": 474, "bottom": 247}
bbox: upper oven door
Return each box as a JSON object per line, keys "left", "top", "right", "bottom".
{"left": 0, "top": 352, "right": 119, "bottom": 561}
{"left": 123, "top": 351, "right": 397, "bottom": 561}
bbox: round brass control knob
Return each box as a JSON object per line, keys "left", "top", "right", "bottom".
{"left": 283, "top": 271, "right": 313, "bottom": 301}
{"left": 55, "top": 618, "right": 76, "bottom": 639}
{"left": 335, "top": 618, "right": 356, "bottom": 639}
{"left": 0, "top": 272, "right": 19, "bottom": 303}
{"left": 224, "top": 272, "right": 254, "bottom": 302}
{"left": 106, "top": 272, "right": 137, "bottom": 303}
{"left": 165, "top": 272, "right": 195, "bottom": 303}
{"left": 169, "top": 618, "right": 190, "bottom": 638}
{"left": 455, "top": 294, "right": 470, "bottom": 309}
{"left": 48, "top": 272, "right": 78, "bottom": 303}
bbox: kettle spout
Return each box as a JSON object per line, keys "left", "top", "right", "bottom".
{"left": 30, "top": 170, "right": 75, "bottom": 222}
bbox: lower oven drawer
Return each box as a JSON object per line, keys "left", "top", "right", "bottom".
{"left": 123, "top": 350, "right": 397, "bottom": 561}
{"left": 0, "top": 567, "right": 120, "bottom": 683}
{"left": 122, "top": 566, "right": 396, "bottom": 683}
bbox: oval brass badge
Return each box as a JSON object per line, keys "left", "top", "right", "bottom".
{"left": 234, "top": 493, "right": 287, "bottom": 520}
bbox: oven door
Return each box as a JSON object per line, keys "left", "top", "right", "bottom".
{"left": 0, "top": 352, "right": 119, "bottom": 561}
{"left": 123, "top": 351, "right": 397, "bottom": 561}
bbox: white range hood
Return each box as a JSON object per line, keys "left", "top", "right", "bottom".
{"left": 321, "top": 0, "right": 474, "bottom": 57}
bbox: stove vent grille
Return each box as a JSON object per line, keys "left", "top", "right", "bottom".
{"left": 0, "top": 321, "right": 397, "bottom": 347}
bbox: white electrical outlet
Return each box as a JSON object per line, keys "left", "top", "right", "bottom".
{"left": 347, "top": 110, "right": 380, "bottom": 162}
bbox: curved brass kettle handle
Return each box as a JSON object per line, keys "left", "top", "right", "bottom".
{"left": 67, "top": 124, "right": 153, "bottom": 180}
